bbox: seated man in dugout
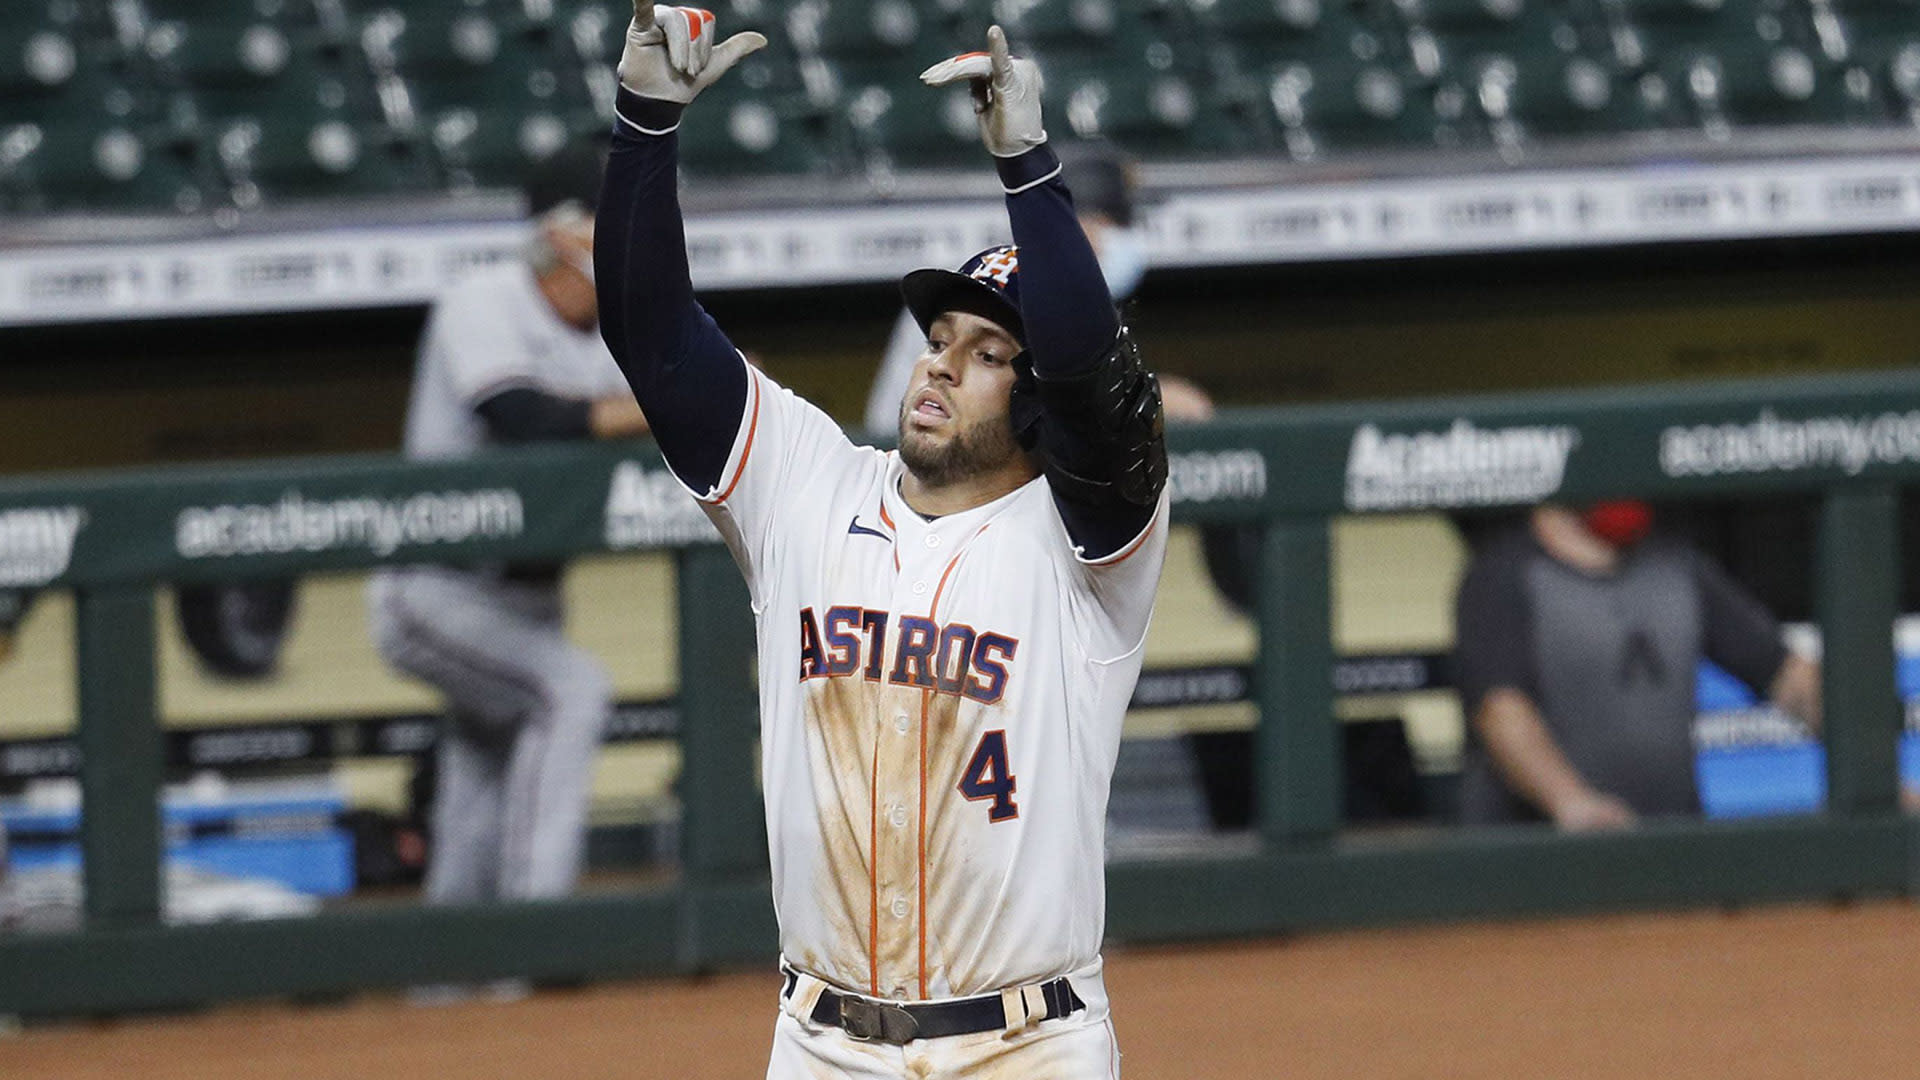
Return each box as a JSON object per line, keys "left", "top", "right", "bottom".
{"left": 1452, "top": 499, "right": 1822, "bottom": 829}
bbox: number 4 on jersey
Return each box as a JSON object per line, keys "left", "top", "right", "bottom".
{"left": 958, "top": 730, "right": 1018, "bottom": 822}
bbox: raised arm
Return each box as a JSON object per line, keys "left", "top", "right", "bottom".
{"left": 594, "top": 3, "right": 765, "bottom": 493}
{"left": 922, "top": 28, "right": 1167, "bottom": 560}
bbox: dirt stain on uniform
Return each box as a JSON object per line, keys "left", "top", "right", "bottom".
{"left": 807, "top": 673, "right": 879, "bottom": 988}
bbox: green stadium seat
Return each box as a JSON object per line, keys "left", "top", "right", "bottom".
{"left": 359, "top": 6, "right": 593, "bottom": 185}
{"left": 1261, "top": 57, "right": 1450, "bottom": 155}
{"left": 789, "top": 0, "right": 932, "bottom": 56}
{"left": 1810, "top": 0, "right": 1920, "bottom": 120}
{"left": 209, "top": 106, "right": 432, "bottom": 203}
{"left": 1401, "top": 0, "right": 1606, "bottom": 75}
{"left": 1187, "top": 0, "right": 1336, "bottom": 39}
{"left": 1201, "top": 0, "right": 1425, "bottom": 146}
{"left": 676, "top": 52, "right": 839, "bottom": 176}
{"left": 144, "top": 15, "right": 306, "bottom": 92}
{"left": 0, "top": 25, "right": 82, "bottom": 96}
{"left": 1469, "top": 51, "right": 1668, "bottom": 138}
{"left": 997, "top": 0, "right": 1131, "bottom": 47}
{"left": 425, "top": 105, "right": 574, "bottom": 187}
{"left": 1016, "top": 2, "right": 1232, "bottom": 152}
{"left": 826, "top": 53, "right": 981, "bottom": 168}
{"left": 1, "top": 118, "right": 206, "bottom": 212}
{"left": 1661, "top": 40, "right": 1859, "bottom": 128}
{"left": 1041, "top": 57, "right": 1256, "bottom": 155}
{"left": 2, "top": 0, "right": 1916, "bottom": 205}
{"left": 362, "top": 5, "right": 519, "bottom": 75}
{"left": 557, "top": 0, "right": 627, "bottom": 67}
{"left": 1602, "top": 0, "right": 1773, "bottom": 73}
{"left": 1192, "top": 0, "right": 1406, "bottom": 63}
{"left": 1850, "top": 35, "right": 1920, "bottom": 120}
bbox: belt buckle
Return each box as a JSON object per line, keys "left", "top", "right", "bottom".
{"left": 839, "top": 996, "right": 920, "bottom": 1045}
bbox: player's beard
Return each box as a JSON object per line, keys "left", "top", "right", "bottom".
{"left": 897, "top": 405, "right": 1024, "bottom": 490}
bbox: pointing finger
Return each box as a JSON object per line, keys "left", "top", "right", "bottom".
{"left": 987, "top": 24, "right": 1013, "bottom": 87}
{"left": 632, "top": 0, "right": 656, "bottom": 33}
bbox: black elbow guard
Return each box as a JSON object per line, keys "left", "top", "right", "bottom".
{"left": 1012, "top": 325, "right": 1168, "bottom": 509}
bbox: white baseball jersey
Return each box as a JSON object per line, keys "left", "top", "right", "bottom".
{"left": 692, "top": 364, "right": 1170, "bottom": 1002}
{"left": 402, "top": 264, "right": 630, "bottom": 460}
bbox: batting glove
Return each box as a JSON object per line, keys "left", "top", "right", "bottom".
{"left": 619, "top": 4, "right": 767, "bottom": 105}
{"left": 920, "top": 25, "right": 1047, "bottom": 159}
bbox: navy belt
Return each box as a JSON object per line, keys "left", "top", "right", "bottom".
{"left": 782, "top": 969, "right": 1086, "bottom": 1045}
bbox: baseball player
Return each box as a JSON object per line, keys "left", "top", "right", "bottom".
{"left": 597, "top": 8, "right": 1169, "bottom": 1077}
{"left": 368, "top": 143, "right": 649, "bottom": 929}
{"left": 862, "top": 145, "right": 1149, "bottom": 434}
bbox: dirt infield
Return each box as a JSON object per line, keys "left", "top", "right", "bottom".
{"left": 7, "top": 900, "right": 1919, "bottom": 1079}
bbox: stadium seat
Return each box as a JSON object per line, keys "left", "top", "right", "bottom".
{"left": 0, "top": 118, "right": 206, "bottom": 212}
{"left": 1660, "top": 40, "right": 1857, "bottom": 129}
{"left": 827, "top": 55, "right": 981, "bottom": 169}
{"left": 359, "top": 7, "right": 593, "bottom": 186}
{"left": 1043, "top": 56, "right": 1257, "bottom": 155}
{"left": 145, "top": 18, "right": 296, "bottom": 86}
{"left": 788, "top": 0, "right": 931, "bottom": 56}
{"left": 995, "top": 0, "right": 1131, "bottom": 47}
{"left": 0, "top": 24, "right": 83, "bottom": 97}
{"left": 677, "top": 52, "right": 838, "bottom": 176}
{"left": 1601, "top": 0, "right": 1773, "bottom": 73}
{"left": 1028, "top": 6, "right": 1247, "bottom": 155}
{"left": 1202, "top": 0, "right": 1428, "bottom": 147}
{"left": 557, "top": 0, "right": 626, "bottom": 67}
{"left": 209, "top": 105, "right": 432, "bottom": 203}
{"left": 1849, "top": 35, "right": 1920, "bottom": 121}
{"left": 1188, "top": 0, "right": 1349, "bottom": 41}
{"left": 1810, "top": 0, "right": 1920, "bottom": 120}
{"left": 1399, "top": 0, "right": 1608, "bottom": 77}
{"left": 1260, "top": 57, "right": 1446, "bottom": 155}
{"left": 2, "top": 0, "right": 1917, "bottom": 208}
{"left": 1467, "top": 50, "right": 1667, "bottom": 139}
{"left": 1193, "top": 0, "right": 1409, "bottom": 68}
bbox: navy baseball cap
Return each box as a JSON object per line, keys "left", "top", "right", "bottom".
{"left": 900, "top": 245, "right": 1025, "bottom": 346}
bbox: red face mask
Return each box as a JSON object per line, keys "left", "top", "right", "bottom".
{"left": 1580, "top": 499, "right": 1653, "bottom": 548}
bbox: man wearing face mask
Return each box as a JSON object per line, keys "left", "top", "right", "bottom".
{"left": 368, "top": 141, "right": 649, "bottom": 942}
{"left": 862, "top": 144, "right": 1146, "bottom": 433}
{"left": 1452, "top": 500, "right": 1822, "bottom": 830}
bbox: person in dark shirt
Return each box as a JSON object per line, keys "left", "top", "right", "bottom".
{"left": 1453, "top": 499, "right": 1821, "bottom": 829}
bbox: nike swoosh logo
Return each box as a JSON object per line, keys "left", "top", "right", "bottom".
{"left": 848, "top": 517, "right": 888, "bottom": 540}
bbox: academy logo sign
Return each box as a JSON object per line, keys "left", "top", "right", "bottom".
{"left": 1345, "top": 419, "right": 1579, "bottom": 511}
{"left": 0, "top": 506, "right": 85, "bottom": 586}
{"left": 176, "top": 489, "right": 523, "bottom": 559}
{"left": 1661, "top": 409, "right": 1920, "bottom": 478}
{"left": 604, "top": 461, "right": 720, "bottom": 549}
{"left": 1168, "top": 449, "right": 1268, "bottom": 505}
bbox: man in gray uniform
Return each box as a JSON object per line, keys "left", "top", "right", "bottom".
{"left": 369, "top": 143, "right": 648, "bottom": 913}
{"left": 1453, "top": 500, "right": 1822, "bottom": 829}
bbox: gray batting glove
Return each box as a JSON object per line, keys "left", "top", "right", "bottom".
{"left": 619, "top": 3, "right": 767, "bottom": 105}
{"left": 920, "top": 25, "right": 1047, "bottom": 158}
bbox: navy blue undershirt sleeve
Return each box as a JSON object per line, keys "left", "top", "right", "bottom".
{"left": 595, "top": 87, "right": 749, "bottom": 495}
{"left": 998, "top": 146, "right": 1158, "bottom": 557}
{"left": 1694, "top": 549, "right": 1790, "bottom": 693}
{"left": 476, "top": 387, "right": 593, "bottom": 443}
{"left": 997, "top": 147, "right": 1119, "bottom": 377}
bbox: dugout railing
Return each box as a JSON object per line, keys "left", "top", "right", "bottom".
{"left": 0, "top": 368, "right": 1915, "bottom": 1016}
